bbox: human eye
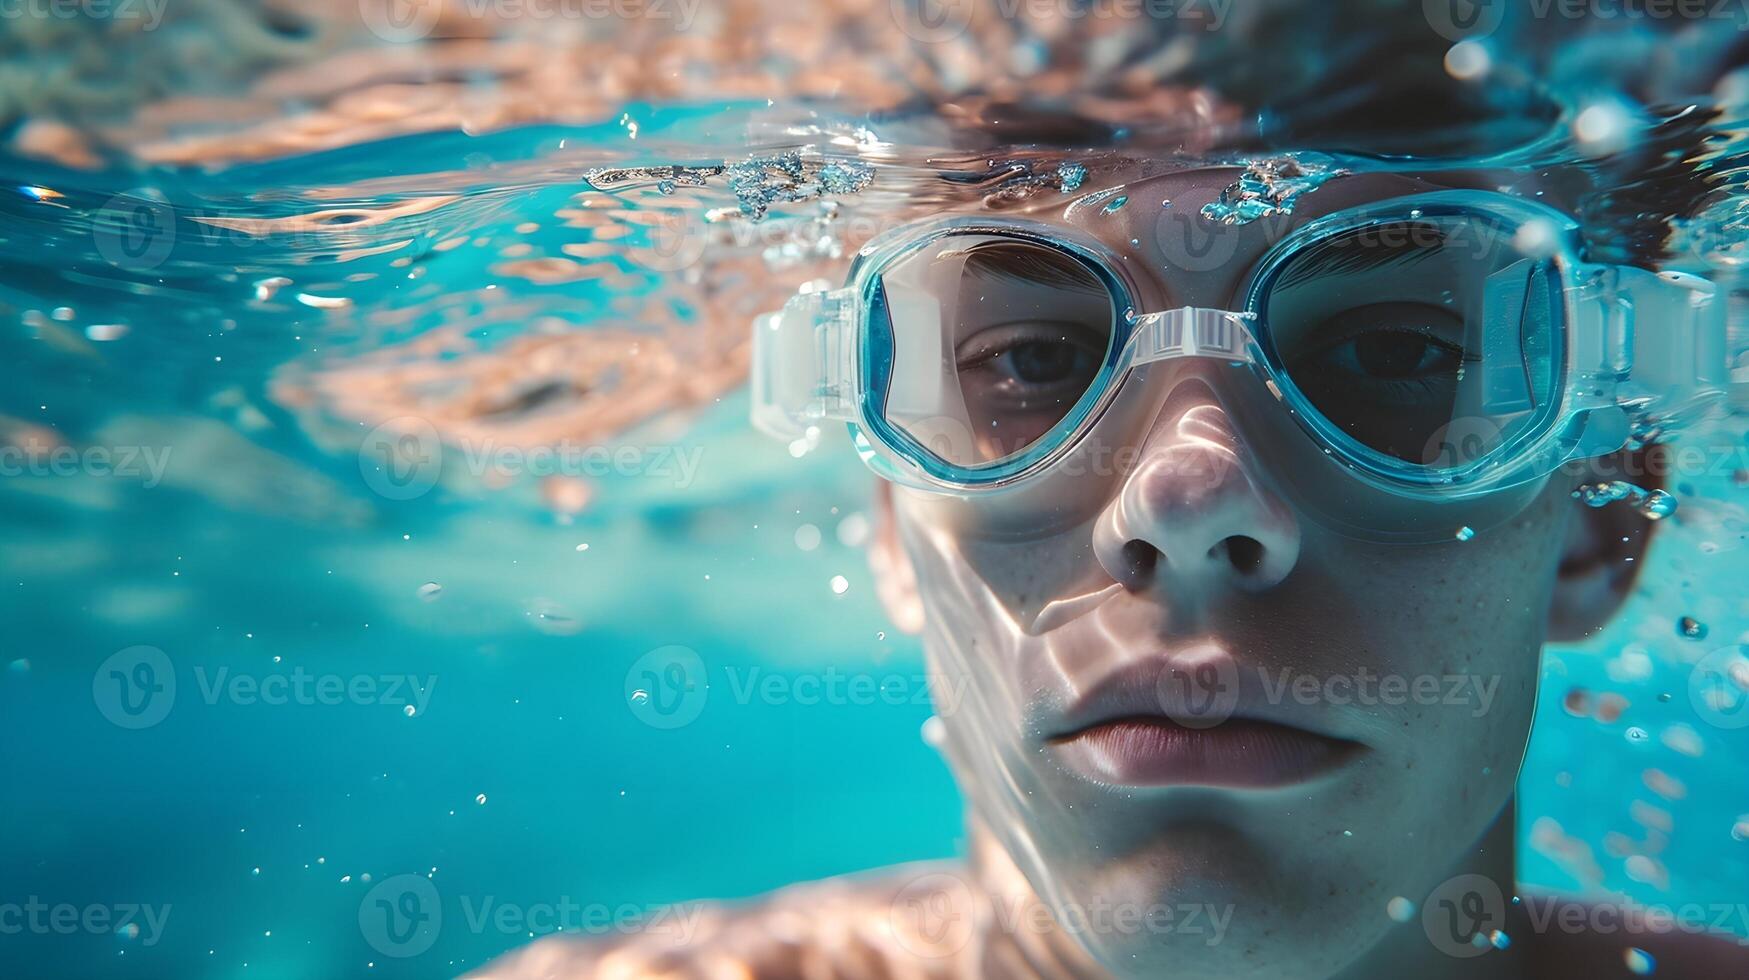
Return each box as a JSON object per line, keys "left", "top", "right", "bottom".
{"left": 1289, "top": 302, "right": 1467, "bottom": 396}
{"left": 955, "top": 322, "right": 1107, "bottom": 409}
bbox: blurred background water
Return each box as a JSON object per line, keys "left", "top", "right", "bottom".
{"left": 1, "top": 1, "right": 1748, "bottom": 978}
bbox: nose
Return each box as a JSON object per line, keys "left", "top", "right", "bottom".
{"left": 1092, "top": 381, "right": 1301, "bottom": 595}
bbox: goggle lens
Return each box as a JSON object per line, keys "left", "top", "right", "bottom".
{"left": 871, "top": 235, "right": 1118, "bottom": 469}
{"left": 1260, "top": 213, "right": 1564, "bottom": 471}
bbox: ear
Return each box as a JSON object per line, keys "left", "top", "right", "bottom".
{"left": 1545, "top": 445, "right": 1666, "bottom": 642}
{"left": 868, "top": 481, "right": 926, "bottom": 634}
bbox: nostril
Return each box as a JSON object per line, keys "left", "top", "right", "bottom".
{"left": 1211, "top": 535, "right": 1266, "bottom": 575}
{"left": 1120, "top": 539, "right": 1159, "bottom": 582}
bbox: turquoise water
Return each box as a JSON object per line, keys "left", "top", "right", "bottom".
{"left": 2, "top": 80, "right": 1749, "bottom": 980}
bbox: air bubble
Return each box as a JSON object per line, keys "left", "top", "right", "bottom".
{"left": 630, "top": 689, "right": 649, "bottom": 705}
{"left": 1455, "top": 526, "right": 1475, "bottom": 541}
{"left": 1677, "top": 616, "right": 1708, "bottom": 640}
{"left": 416, "top": 582, "right": 442, "bottom": 602}
{"left": 1623, "top": 947, "right": 1655, "bottom": 975}
{"left": 1573, "top": 482, "right": 1677, "bottom": 521}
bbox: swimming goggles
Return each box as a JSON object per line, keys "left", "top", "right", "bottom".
{"left": 751, "top": 190, "right": 1727, "bottom": 509}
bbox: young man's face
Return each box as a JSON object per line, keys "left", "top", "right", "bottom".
{"left": 870, "top": 163, "right": 1649, "bottom": 977}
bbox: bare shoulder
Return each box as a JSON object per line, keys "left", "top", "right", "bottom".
{"left": 1519, "top": 891, "right": 1749, "bottom": 979}
{"left": 465, "top": 863, "right": 984, "bottom": 980}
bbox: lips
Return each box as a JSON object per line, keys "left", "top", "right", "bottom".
{"left": 1050, "top": 715, "right": 1362, "bottom": 788}
{"left": 1040, "top": 646, "right": 1367, "bottom": 789}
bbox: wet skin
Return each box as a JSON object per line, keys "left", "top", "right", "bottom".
{"left": 477, "top": 160, "right": 1749, "bottom": 980}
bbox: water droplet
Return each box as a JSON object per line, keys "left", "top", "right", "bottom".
{"left": 1625, "top": 726, "right": 1650, "bottom": 743}
{"left": 830, "top": 575, "right": 849, "bottom": 595}
{"left": 1623, "top": 946, "right": 1655, "bottom": 975}
{"left": 876, "top": 631, "right": 886, "bottom": 641}
{"left": 575, "top": 543, "right": 590, "bottom": 552}
{"left": 630, "top": 689, "right": 649, "bottom": 705}
{"left": 251, "top": 867, "right": 261, "bottom": 877}
{"left": 1100, "top": 195, "right": 1129, "bottom": 214}
{"left": 416, "top": 582, "right": 442, "bottom": 602}
{"left": 1055, "top": 162, "right": 1087, "bottom": 193}
{"left": 1488, "top": 929, "right": 1511, "bottom": 950}
{"left": 475, "top": 793, "right": 487, "bottom": 805}
{"left": 1455, "top": 526, "right": 1475, "bottom": 541}
{"left": 1677, "top": 616, "right": 1708, "bottom": 640}
{"left": 403, "top": 704, "right": 416, "bottom": 717}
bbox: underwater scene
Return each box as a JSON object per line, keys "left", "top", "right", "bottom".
{"left": 2, "top": 2, "right": 1749, "bottom": 978}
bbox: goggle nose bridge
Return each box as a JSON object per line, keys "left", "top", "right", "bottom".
{"left": 1124, "top": 307, "right": 1259, "bottom": 366}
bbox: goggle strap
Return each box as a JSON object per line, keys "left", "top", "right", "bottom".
{"left": 750, "top": 284, "right": 856, "bottom": 440}
{"left": 1125, "top": 307, "right": 1258, "bottom": 366}
{"left": 1615, "top": 267, "right": 1729, "bottom": 428}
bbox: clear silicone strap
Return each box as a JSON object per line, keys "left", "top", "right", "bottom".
{"left": 750, "top": 284, "right": 856, "bottom": 440}
{"left": 1125, "top": 307, "right": 1258, "bottom": 365}
{"left": 1616, "top": 267, "right": 1728, "bottom": 427}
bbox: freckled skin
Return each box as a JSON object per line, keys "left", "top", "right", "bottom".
{"left": 476, "top": 162, "right": 1748, "bottom": 980}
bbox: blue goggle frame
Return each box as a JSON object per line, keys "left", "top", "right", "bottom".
{"left": 752, "top": 190, "right": 1728, "bottom": 502}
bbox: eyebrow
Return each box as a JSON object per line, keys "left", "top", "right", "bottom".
{"left": 1271, "top": 221, "right": 1450, "bottom": 291}
{"left": 957, "top": 241, "right": 1108, "bottom": 293}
